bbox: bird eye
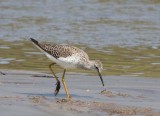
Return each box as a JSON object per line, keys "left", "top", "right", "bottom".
{"left": 95, "top": 66, "right": 98, "bottom": 70}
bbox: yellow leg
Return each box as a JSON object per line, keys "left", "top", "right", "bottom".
{"left": 62, "top": 69, "right": 70, "bottom": 98}
{"left": 49, "top": 63, "right": 58, "bottom": 81}
{"left": 49, "top": 63, "right": 60, "bottom": 96}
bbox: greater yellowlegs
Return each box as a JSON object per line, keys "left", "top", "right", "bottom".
{"left": 30, "top": 38, "right": 104, "bottom": 99}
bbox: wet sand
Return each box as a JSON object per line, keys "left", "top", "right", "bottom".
{"left": 0, "top": 69, "right": 160, "bottom": 116}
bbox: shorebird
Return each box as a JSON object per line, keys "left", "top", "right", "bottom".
{"left": 30, "top": 38, "right": 104, "bottom": 99}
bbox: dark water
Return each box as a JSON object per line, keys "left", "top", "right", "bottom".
{"left": 0, "top": 0, "right": 160, "bottom": 77}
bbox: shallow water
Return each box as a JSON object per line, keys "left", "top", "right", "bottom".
{"left": 0, "top": 0, "right": 160, "bottom": 77}
{"left": 0, "top": 70, "right": 160, "bottom": 115}
{"left": 0, "top": 0, "right": 160, "bottom": 48}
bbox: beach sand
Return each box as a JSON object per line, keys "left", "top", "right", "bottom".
{"left": 0, "top": 69, "right": 160, "bottom": 116}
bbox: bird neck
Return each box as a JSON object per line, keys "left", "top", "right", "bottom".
{"left": 87, "top": 60, "right": 96, "bottom": 70}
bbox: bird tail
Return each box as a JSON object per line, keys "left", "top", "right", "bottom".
{"left": 29, "top": 38, "right": 45, "bottom": 52}
{"left": 30, "top": 38, "right": 39, "bottom": 46}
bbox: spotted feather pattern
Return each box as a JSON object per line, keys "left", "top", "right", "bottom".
{"left": 30, "top": 38, "right": 90, "bottom": 68}
{"left": 39, "top": 44, "right": 65, "bottom": 58}
{"left": 39, "top": 43, "right": 85, "bottom": 59}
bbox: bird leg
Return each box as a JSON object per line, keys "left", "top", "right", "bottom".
{"left": 61, "top": 69, "right": 70, "bottom": 99}
{"left": 49, "top": 63, "right": 60, "bottom": 96}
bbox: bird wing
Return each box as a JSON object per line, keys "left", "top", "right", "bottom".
{"left": 30, "top": 38, "right": 90, "bottom": 68}
{"left": 39, "top": 43, "right": 74, "bottom": 59}
{"left": 30, "top": 38, "right": 77, "bottom": 59}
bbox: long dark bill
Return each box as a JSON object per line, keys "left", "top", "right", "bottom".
{"left": 96, "top": 67, "right": 104, "bottom": 86}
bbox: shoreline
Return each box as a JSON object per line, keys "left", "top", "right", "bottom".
{"left": 0, "top": 69, "right": 160, "bottom": 116}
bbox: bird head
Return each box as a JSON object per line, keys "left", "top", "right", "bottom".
{"left": 90, "top": 60, "right": 104, "bottom": 86}
{"left": 93, "top": 60, "right": 103, "bottom": 72}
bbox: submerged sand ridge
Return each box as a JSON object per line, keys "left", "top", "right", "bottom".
{"left": 0, "top": 70, "right": 160, "bottom": 116}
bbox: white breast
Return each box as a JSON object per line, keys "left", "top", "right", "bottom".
{"left": 45, "top": 52, "right": 80, "bottom": 69}
{"left": 58, "top": 54, "right": 81, "bottom": 69}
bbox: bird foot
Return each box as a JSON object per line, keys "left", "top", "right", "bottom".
{"left": 54, "top": 80, "right": 61, "bottom": 96}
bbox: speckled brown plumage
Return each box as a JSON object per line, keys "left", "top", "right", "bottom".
{"left": 39, "top": 43, "right": 73, "bottom": 59}
{"left": 30, "top": 38, "right": 78, "bottom": 59}
{"left": 30, "top": 38, "right": 89, "bottom": 62}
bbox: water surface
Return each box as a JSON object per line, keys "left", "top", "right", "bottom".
{"left": 0, "top": 0, "right": 160, "bottom": 77}
{"left": 0, "top": 0, "right": 160, "bottom": 48}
